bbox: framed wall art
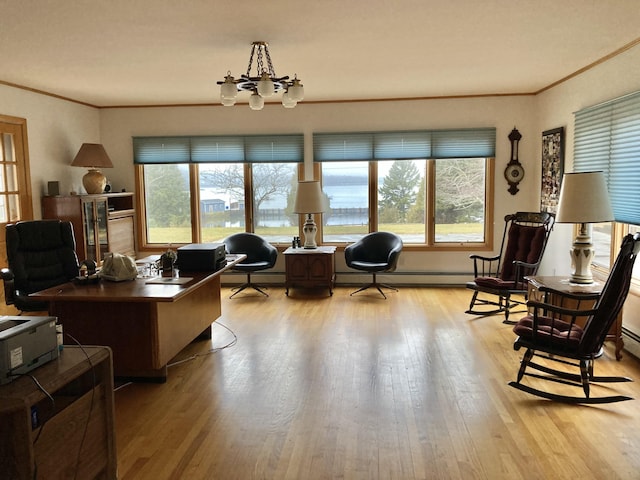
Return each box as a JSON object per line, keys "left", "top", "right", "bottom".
{"left": 540, "top": 127, "right": 565, "bottom": 213}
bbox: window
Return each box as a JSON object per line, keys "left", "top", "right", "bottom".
{"left": 134, "top": 135, "right": 303, "bottom": 247}
{"left": 314, "top": 129, "right": 495, "bottom": 247}
{"left": 0, "top": 115, "right": 33, "bottom": 226}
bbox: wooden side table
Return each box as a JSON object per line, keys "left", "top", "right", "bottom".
{"left": 526, "top": 275, "right": 624, "bottom": 360}
{"left": 0, "top": 346, "right": 117, "bottom": 479}
{"left": 284, "top": 246, "right": 336, "bottom": 296}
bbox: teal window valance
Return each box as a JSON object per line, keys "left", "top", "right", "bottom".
{"left": 133, "top": 134, "right": 304, "bottom": 164}
{"left": 313, "top": 128, "right": 496, "bottom": 162}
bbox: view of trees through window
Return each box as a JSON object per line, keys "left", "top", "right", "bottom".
{"left": 142, "top": 157, "right": 488, "bottom": 246}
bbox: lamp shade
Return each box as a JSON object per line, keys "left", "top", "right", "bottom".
{"left": 555, "top": 171, "right": 614, "bottom": 224}
{"left": 293, "top": 181, "right": 327, "bottom": 213}
{"left": 70, "top": 143, "right": 114, "bottom": 169}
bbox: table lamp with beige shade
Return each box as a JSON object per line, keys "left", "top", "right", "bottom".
{"left": 71, "top": 143, "right": 113, "bottom": 194}
{"left": 293, "top": 180, "right": 328, "bottom": 249}
{"left": 555, "top": 171, "right": 614, "bottom": 284}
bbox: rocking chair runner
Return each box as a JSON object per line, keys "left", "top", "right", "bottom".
{"left": 466, "top": 212, "right": 555, "bottom": 323}
{"left": 509, "top": 232, "right": 640, "bottom": 404}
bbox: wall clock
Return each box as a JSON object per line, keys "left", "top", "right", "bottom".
{"left": 505, "top": 127, "right": 524, "bottom": 195}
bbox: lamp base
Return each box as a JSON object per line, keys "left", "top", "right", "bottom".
{"left": 302, "top": 214, "right": 318, "bottom": 249}
{"left": 568, "top": 223, "right": 595, "bottom": 284}
{"left": 82, "top": 169, "right": 107, "bottom": 194}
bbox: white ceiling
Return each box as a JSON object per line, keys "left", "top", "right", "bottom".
{"left": 2, "top": 0, "right": 639, "bottom": 107}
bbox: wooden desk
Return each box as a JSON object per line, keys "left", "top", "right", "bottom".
{"left": 284, "top": 246, "right": 336, "bottom": 296}
{"left": 526, "top": 275, "right": 623, "bottom": 360}
{"left": 0, "top": 346, "right": 116, "bottom": 479}
{"left": 30, "top": 255, "right": 245, "bottom": 381}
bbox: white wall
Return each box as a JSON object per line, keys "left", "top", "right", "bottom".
{"left": 100, "top": 95, "right": 539, "bottom": 281}
{"left": 0, "top": 85, "right": 100, "bottom": 217}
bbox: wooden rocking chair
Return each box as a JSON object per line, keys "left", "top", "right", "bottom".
{"left": 509, "top": 232, "right": 640, "bottom": 404}
{"left": 466, "top": 212, "right": 555, "bottom": 323}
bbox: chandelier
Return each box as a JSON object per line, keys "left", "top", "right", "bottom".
{"left": 217, "top": 41, "right": 304, "bottom": 110}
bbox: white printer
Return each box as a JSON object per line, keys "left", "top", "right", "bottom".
{"left": 0, "top": 316, "right": 59, "bottom": 385}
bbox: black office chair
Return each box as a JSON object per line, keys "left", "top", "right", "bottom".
{"left": 1, "top": 220, "right": 80, "bottom": 313}
{"left": 345, "top": 231, "right": 403, "bottom": 299}
{"left": 222, "top": 233, "right": 277, "bottom": 298}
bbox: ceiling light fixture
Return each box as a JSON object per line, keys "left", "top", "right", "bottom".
{"left": 217, "top": 41, "right": 304, "bottom": 110}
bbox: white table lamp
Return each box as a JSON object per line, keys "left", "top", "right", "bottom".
{"left": 555, "top": 171, "right": 614, "bottom": 284}
{"left": 293, "top": 181, "right": 327, "bottom": 249}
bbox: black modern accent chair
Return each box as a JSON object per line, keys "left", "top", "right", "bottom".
{"left": 509, "top": 232, "right": 640, "bottom": 404}
{"left": 345, "top": 231, "right": 403, "bottom": 299}
{"left": 222, "top": 233, "right": 277, "bottom": 298}
{"left": 1, "top": 220, "right": 80, "bottom": 313}
{"left": 465, "top": 212, "right": 555, "bottom": 323}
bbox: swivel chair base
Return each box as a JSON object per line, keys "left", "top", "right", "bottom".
{"left": 229, "top": 272, "right": 269, "bottom": 298}
{"left": 350, "top": 273, "right": 398, "bottom": 299}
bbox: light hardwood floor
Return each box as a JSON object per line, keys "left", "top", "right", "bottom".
{"left": 114, "top": 286, "right": 640, "bottom": 479}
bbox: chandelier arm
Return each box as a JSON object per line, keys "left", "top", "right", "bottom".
{"left": 263, "top": 45, "right": 277, "bottom": 78}
{"left": 245, "top": 44, "right": 256, "bottom": 78}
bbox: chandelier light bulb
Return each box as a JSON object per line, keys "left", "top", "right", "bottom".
{"left": 282, "top": 91, "right": 297, "bottom": 108}
{"left": 221, "top": 96, "right": 236, "bottom": 107}
{"left": 288, "top": 76, "right": 304, "bottom": 102}
{"left": 257, "top": 72, "right": 275, "bottom": 97}
{"left": 220, "top": 73, "right": 238, "bottom": 101}
{"left": 249, "top": 92, "right": 265, "bottom": 110}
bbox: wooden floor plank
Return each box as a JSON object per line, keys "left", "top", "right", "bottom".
{"left": 114, "top": 287, "right": 640, "bottom": 479}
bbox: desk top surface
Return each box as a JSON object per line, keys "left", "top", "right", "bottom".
{"left": 30, "top": 254, "right": 245, "bottom": 303}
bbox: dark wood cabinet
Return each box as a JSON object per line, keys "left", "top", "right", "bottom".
{"left": 0, "top": 346, "right": 117, "bottom": 479}
{"left": 284, "top": 246, "right": 336, "bottom": 296}
{"left": 42, "top": 192, "right": 135, "bottom": 263}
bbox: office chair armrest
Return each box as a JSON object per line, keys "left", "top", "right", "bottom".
{"left": 1, "top": 267, "right": 17, "bottom": 306}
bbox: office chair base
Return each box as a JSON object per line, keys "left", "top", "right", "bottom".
{"left": 229, "top": 283, "right": 269, "bottom": 299}
{"left": 350, "top": 282, "right": 398, "bottom": 299}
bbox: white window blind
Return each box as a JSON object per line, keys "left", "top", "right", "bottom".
{"left": 574, "top": 91, "right": 640, "bottom": 225}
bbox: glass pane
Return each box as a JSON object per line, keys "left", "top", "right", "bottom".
{"left": 434, "top": 158, "right": 486, "bottom": 243}
{"left": 3, "top": 133, "right": 15, "bottom": 163}
{"left": 592, "top": 222, "right": 612, "bottom": 268}
{"left": 5, "top": 163, "right": 17, "bottom": 192}
{"left": 7, "top": 194, "right": 20, "bottom": 222}
{"left": 253, "top": 162, "right": 299, "bottom": 243}
{"left": 83, "top": 201, "right": 97, "bottom": 261}
{"left": 96, "top": 200, "right": 109, "bottom": 261}
{"left": 199, "top": 163, "right": 245, "bottom": 242}
{"left": 0, "top": 195, "right": 6, "bottom": 222}
{"left": 322, "top": 161, "right": 369, "bottom": 242}
{"left": 378, "top": 159, "right": 425, "bottom": 243}
{"left": 143, "top": 164, "right": 192, "bottom": 244}
{"left": 0, "top": 165, "right": 5, "bottom": 193}
{"left": 629, "top": 225, "right": 640, "bottom": 280}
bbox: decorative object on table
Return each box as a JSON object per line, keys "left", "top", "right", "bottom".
{"left": 217, "top": 41, "right": 304, "bottom": 110}
{"left": 75, "top": 259, "right": 100, "bottom": 284}
{"left": 555, "top": 171, "right": 614, "bottom": 284}
{"left": 99, "top": 253, "right": 138, "bottom": 282}
{"left": 293, "top": 180, "right": 328, "bottom": 249}
{"left": 160, "top": 248, "right": 177, "bottom": 276}
{"left": 504, "top": 127, "right": 525, "bottom": 195}
{"left": 70, "top": 143, "right": 114, "bottom": 194}
{"left": 540, "top": 127, "right": 565, "bottom": 213}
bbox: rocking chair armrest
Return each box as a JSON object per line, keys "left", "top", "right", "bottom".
{"left": 469, "top": 254, "right": 501, "bottom": 277}
{"left": 526, "top": 299, "right": 597, "bottom": 321}
{"left": 469, "top": 254, "right": 500, "bottom": 262}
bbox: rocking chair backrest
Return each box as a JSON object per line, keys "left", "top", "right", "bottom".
{"left": 498, "top": 212, "right": 555, "bottom": 282}
{"left": 579, "top": 232, "right": 640, "bottom": 355}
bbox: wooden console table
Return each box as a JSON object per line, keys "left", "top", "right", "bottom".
{"left": 0, "top": 346, "right": 116, "bottom": 479}
{"left": 526, "top": 275, "right": 624, "bottom": 360}
{"left": 30, "top": 255, "right": 245, "bottom": 381}
{"left": 284, "top": 246, "right": 336, "bottom": 296}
